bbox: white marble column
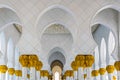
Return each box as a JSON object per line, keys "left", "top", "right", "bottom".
{"left": 78, "top": 67, "right": 84, "bottom": 80}
{"left": 99, "top": 68, "right": 106, "bottom": 80}
{"left": 70, "top": 76, "right": 73, "bottom": 80}
{"left": 22, "top": 67, "right": 27, "bottom": 80}
{"left": 117, "top": 71, "right": 120, "bottom": 80}
{"left": 93, "top": 76, "right": 100, "bottom": 80}
{"left": 0, "top": 32, "right": 7, "bottom": 80}
{"left": 41, "top": 76, "right": 44, "bottom": 80}
{"left": 0, "top": 73, "right": 6, "bottom": 80}
{"left": 92, "top": 70, "right": 100, "bottom": 80}
{"left": 86, "top": 67, "right": 91, "bottom": 80}
{"left": 74, "top": 71, "right": 77, "bottom": 80}
{"left": 93, "top": 47, "right": 100, "bottom": 80}
{"left": 106, "top": 65, "right": 115, "bottom": 80}
{"left": 15, "top": 47, "right": 21, "bottom": 80}
{"left": 36, "top": 71, "right": 40, "bottom": 80}
{"left": 30, "top": 67, "right": 36, "bottom": 80}
{"left": 44, "top": 76, "right": 48, "bottom": 80}
{"left": 7, "top": 39, "right": 15, "bottom": 80}
{"left": 66, "top": 76, "right": 70, "bottom": 80}
{"left": 9, "top": 75, "right": 14, "bottom": 80}
{"left": 114, "top": 61, "right": 120, "bottom": 80}
{"left": 16, "top": 76, "right": 19, "bottom": 80}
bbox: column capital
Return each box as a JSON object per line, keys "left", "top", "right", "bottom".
{"left": 15, "top": 70, "right": 22, "bottom": 77}
{"left": 85, "top": 55, "right": 94, "bottom": 67}
{"left": 29, "top": 55, "right": 38, "bottom": 67}
{"left": 40, "top": 70, "right": 49, "bottom": 77}
{"left": 8, "top": 68, "right": 15, "bottom": 75}
{"left": 91, "top": 70, "right": 99, "bottom": 77}
{"left": 62, "top": 75, "right": 66, "bottom": 79}
{"left": 0, "top": 65, "right": 8, "bottom": 73}
{"left": 84, "top": 74, "right": 87, "bottom": 79}
{"left": 114, "top": 61, "right": 120, "bottom": 71}
{"left": 19, "top": 55, "right": 29, "bottom": 67}
{"left": 75, "top": 55, "right": 85, "bottom": 67}
{"left": 99, "top": 68, "right": 106, "bottom": 75}
{"left": 106, "top": 65, "right": 115, "bottom": 73}
{"left": 65, "top": 70, "right": 74, "bottom": 77}
{"left": 71, "top": 61, "right": 78, "bottom": 71}
{"left": 35, "top": 61, "right": 43, "bottom": 71}
{"left": 44, "top": 70, "right": 49, "bottom": 77}
{"left": 27, "top": 74, "right": 30, "bottom": 79}
{"left": 48, "top": 75, "right": 52, "bottom": 79}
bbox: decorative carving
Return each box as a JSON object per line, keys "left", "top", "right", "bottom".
{"left": 106, "top": 65, "right": 115, "bottom": 73}
{"left": 15, "top": 70, "right": 22, "bottom": 76}
{"left": 71, "top": 61, "right": 78, "bottom": 71}
{"left": 99, "top": 68, "right": 106, "bottom": 75}
{"left": 114, "top": 61, "right": 120, "bottom": 71}
{"left": 8, "top": 68, "right": 15, "bottom": 75}
{"left": 92, "top": 70, "right": 99, "bottom": 77}
{"left": 0, "top": 65, "right": 8, "bottom": 73}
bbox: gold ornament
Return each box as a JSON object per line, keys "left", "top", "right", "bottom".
{"left": 85, "top": 55, "right": 94, "bottom": 67}
{"left": 0, "top": 65, "right": 8, "bottom": 73}
{"left": 99, "top": 68, "right": 106, "bottom": 75}
{"left": 114, "top": 61, "right": 120, "bottom": 71}
{"left": 75, "top": 55, "right": 85, "bottom": 67}
{"left": 35, "top": 61, "right": 43, "bottom": 71}
{"left": 8, "top": 68, "right": 15, "bottom": 75}
{"left": 65, "top": 70, "right": 74, "bottom": 77}
{"left": 62, "top": 75, "right": 66, "bottom": 79}
{"left": 92, "top": 70, "right": 99, "bottom": 77}
{"left": 113, "top": 76, "right": 116, "bottom": 80}
{"left": 40, "top": 70, "right": 49, "bottom": 77}
{"left": 44, "top": 70, "right": 49, "bottom": 77}
{"left": 48, "top": 75, "right": 52, "bottom": 79}
{"left": 84, "top": 74, "right": 87, "bottom": 79}
{"left": 106, "top": 65, "right": 115, "bottom": 73}
{"left": 19, "top": 55, "right": 29, "bottom": 67}
{"left": 27, "top": 74, "right": 30, "bottom": 79}
{"left": 29, "top": 55, "right": 38, "bottom": 67}
{"left": 15, "top": 70, "right": 22, "bottom": 76}
{"left": 71, "top": 61, "right": 78, "bottom": 71}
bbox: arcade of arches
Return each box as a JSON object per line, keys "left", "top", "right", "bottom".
{"left": 0, "top": 0, "right": 120, "bottom": 80}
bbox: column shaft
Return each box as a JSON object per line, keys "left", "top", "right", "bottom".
{"left": 86, "top": 67, "right": 91, "bottom": 80}
{"left": 117, "top": 71, "right": 120, "bottom": 80}
{"left": 78, "top": 67, "right": 84, "bottom": 80}
{"left": 9, "top": 75, "right": 13, "bottom": 80}
{"left": 22, "top": 67, "right": 27, "bottom": 80}
{"left": 30, "top": 67, "right": 35, "bottom": 80}
{"left": 0, "top": 73, "right": 5, "bottom": 80}
{"left": 15, "top": 76, "right": 19, "bottom": 80}
{"left": 93, "top": 76, "right": 100, "bottom": 80}
{"left": 74, "top": 71, "right": 77, "bottom": 80}
{"left": 36, "top": 71, "right": 40, "bottom": 80}
{"left": 100, "top": 75, "right": 106, "bottom": 80}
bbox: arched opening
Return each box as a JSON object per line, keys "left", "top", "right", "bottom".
{"left": 91, "top": 8, "right": 118, "bottom": 79}
{"left": 0, "top": 7, "right": 22, "bottom": 80}
{"left": 91, "top": 8, "right": 118, "bottom": 60}
{"left": 48, "top": 47, "right": 65, "bottom": 80}
{"left": 51, "top": 60, "right": 63, "bottom": 80}
{"left": 40, "top": 23, "right": 72, "bottom": 70}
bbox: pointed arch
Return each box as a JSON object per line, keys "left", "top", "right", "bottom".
{"left": 36, "top": 5, "right": 77, "bottom": 43}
